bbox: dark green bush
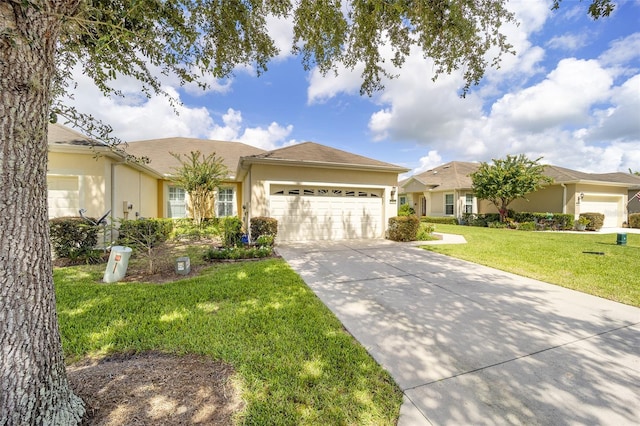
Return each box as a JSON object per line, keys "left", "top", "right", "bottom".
{"left": 117, "top": 218, "right": 173, "bottom": 249}
{"left": 398, "top": 204, "right": 415, "bottom": 216}
{"left": 525, "top": 212, "right": 574, "bottom": 230}
{"left": 629, "top": 213, "right": 640, "bottom": 229}
{"left": 250, "top": 216, "right": 278, "bottom": 241}
{"left": 50, "top": 216, "right": 98, "bottom": 259}
{"left": 421, "top": 216, "right": 458, "bottom": 225}
{"left": 203, "top": 245, "right": 273, "bottom": 261}
{"left": 580, "top": 212, "right": 604, "bottom": 231}
{"left": 388, "top": 215, "right": 420, "bottom": 241}
{"left": 221, "top": 216, "right": 244, "bottom": 247}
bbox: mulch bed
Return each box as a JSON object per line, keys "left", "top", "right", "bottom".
{"left": 68, "top": 352, "right": 243, "bottom": 425}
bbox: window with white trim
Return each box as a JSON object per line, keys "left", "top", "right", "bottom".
{"left": 464, "top": 194, "right": 473, "bottom": 214}
{"left": 217, "top": 188, "right": 234, "bottom": 217}
{"left": 168, "top": 186, "right": 187, "bottom": 218}
{"left": 445, "top": 193, "right": 454, "bottom": 215}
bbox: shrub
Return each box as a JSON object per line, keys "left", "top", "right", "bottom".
{"left": 421, "top": 216, "right": 458, "bottom": 225}
{"left": 416, "top": 222, "right": 435, "bottom": 240}
{"left": 50, "top": 216, "right": 99, "bottom": 260}
{"left": 117, "top": 218, "right": 173, "bottom": 249}
{"left": 221, "top": 216, "right": 243, "bottom": 247}
{"left": 629, "top": 213, "right": 640, "bottom": 229}
{"left": 171, "top": 218, "right": 220, "bottom": 240}
{"left": 203, "top": 245, "right": 273, "bottom": 261}
{"left": 516, "top": 221, "right": 536, "bottom": 231}
{"left": 580, "top": 212, "right": 604, "bottom": 231}
{"left": 387, "top": 215, "right": 420, "bottom": 241}
{"left": 250, "top": 216, "right": 278, "bottom": 240}
{"left": 255, "top": 234, "right": 275, "bottom": 247}
{"left": 398, "top": 204, "right": 415, "bottom": 216}
{"left": 488, "top": 221, "right": 508, "bottom": 229}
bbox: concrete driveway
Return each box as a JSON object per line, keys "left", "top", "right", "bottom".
{"left": 276, "top": 239, "right": 640, "bottom": 425}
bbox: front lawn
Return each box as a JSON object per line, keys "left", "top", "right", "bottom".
{"left": 55, "top": 259, "right": 402, "bottom": 424}
{"left": 425, "top": 224, "right": 640, "bottom": 307}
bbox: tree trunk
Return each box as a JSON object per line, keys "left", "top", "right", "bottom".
{"left": 0, "top": 1, "right": 84, "bottom": 424}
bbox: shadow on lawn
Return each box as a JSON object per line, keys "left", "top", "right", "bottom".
{"left": 55, "top": 259, "right": 402, "bottom": 425}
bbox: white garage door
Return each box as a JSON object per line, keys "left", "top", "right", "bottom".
{"left": 269, "top": 185, "right": 383, "bottom": 241}
{"left": 47, "top": 176, "right": 79, "bottom": 218}
{"left": 580, "top": 195, "right": 622, "bottom": 228}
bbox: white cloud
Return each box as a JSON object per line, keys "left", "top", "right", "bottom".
{"left": 208, "top": 108, "right": 295, "bottom": 150}
{"left": 599, "top": 32, "right": 640, "bottom": 66}
{"left": 546, "top": 33, "right": 588, "bottom": 51}
{"left": 490, "top": 59, "right": 612, "bottom": 132}
{"left": 265, "top": 14, "right": 295, "bottom": 60}
{"left": 59, "top": 66, "right": 294, "bottom": 150}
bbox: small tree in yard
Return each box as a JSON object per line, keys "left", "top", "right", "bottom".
{"left": 471, "top": 155, "right": 553, "bottom": 223}
{"left": 170, "top": 151, "right": 228, "bottom": 227}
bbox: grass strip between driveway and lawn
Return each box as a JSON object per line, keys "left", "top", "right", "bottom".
{"left": 55, "top": 259, "right": 402, "bottom": 424}
{"left": 423, "top": 224, "right": 640, "bottom": 307}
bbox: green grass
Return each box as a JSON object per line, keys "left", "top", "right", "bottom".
{"left": 55, "top": 260, "right": 402, "bottom": 424}
{"left": 425, "top": 224, "right": 640, "bottom": 307}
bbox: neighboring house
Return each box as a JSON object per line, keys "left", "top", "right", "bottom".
{"left": 48, "top": 124, "right": 407, "bottom": 241}
{"left": 399, "top": 161, "right": 640, "bottom": 228}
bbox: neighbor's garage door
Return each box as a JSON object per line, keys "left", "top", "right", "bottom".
{"left": 47, "top": 175, "right": 79, "bottom": 218}
{"left": 269, "top": 185, "right": 383, "bottom": 241}
{"left": 580, "top": 195, "right": 622, "bottom": 228}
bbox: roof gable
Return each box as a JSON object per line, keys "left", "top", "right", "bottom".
{"left": 48, "top": 123, "right": 104, "bottom": 147}
{"left": 249, "top": 141, "right": 405, "bottom": 170}
{"left": 405, "top": 161, "right": 479, "bottom": 191}
{"left": 124, "top": 137, "right": 266, "bottom": 177}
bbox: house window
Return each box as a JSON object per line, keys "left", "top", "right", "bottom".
{"left": 217, "top": 188, "right": 234, "bottom": 217}
{"left": 445, "top": 194, "right": 454, "bottom": 215}
{"left": 168, "top": 186, "right": 187, "bottom": 218}
{"left": 399, "top": 196, "right": 407, "bottom": 206}
{"left": 464, "top": 194, "right": 473, "bottom": 214}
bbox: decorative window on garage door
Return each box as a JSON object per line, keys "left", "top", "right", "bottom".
{"left": 271, "top": 185, "right": 382, "bottom": 198}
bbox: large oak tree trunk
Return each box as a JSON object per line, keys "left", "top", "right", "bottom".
{"left": 0, "top": 1, "right": 84, "bottom": 423}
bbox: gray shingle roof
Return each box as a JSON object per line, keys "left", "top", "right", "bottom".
{"left": 247, "top": 141, "right": 406, "bottom": 171}
{"left": 401, "top": 161, "right": 640, "bottom": 191}
{"left": 48, "top": 123, "right": 102, "bottom": 146}
{"left": 124, "top": 137, "right": 267, "bottom": 177}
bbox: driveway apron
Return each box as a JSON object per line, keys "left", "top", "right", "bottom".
{"left": 276, "top": 240, "right": 640, "bottom": 425}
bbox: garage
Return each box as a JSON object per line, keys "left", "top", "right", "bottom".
{"left": 269, "top": 185, "right": 384, "bottom": 241}
{"left": 47, "top": 175, "right": 79, "bottom": 218}
{"left": 580, "top": 195, "right": 623, "bottom": 228}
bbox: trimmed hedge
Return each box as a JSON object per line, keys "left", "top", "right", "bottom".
{"left": 462, "top": 212, "right": 574, "bottom": 230}
{"left": 388, "top": 215, "right": 420, "bottom": 241}
{"left": 117, "top": 218, "right": 173, "bottom": 249}
{"left": 421, "top": 216, "right": 458, "bottom": 225}
{"left": 250, "top": 216, "right": 278, "bottom": 240}
{"left": 580, "top": 212, "right": 604, "bottom": 231}
{"left": 50, "top": 216, "right": 99, "bottom": 259}
{"left": 629, "top": 213, "right": 640, "bottom": 229}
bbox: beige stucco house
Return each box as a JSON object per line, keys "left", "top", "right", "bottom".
{"left": 48, "top": 124, "right": 407, "bottom": 241}
{"left": 399, "top": 161, "right": 640, "bottom": 228}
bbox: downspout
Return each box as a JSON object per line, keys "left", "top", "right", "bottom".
{"left": 560, "top": 183, "right": 567, "bottom": 214}
{"left": 110, "top": 161, "right": 125, "bottom": 221}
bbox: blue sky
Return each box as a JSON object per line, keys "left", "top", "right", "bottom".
{"left": 64, "top": 0, "right": 640, "bottom": 177}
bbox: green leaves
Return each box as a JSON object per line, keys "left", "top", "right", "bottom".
{"left": 471, "top": 154, "right": 553, "bottom": 221}
{"left": 170, "top": 151, "right": 228, "bottom": 226}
